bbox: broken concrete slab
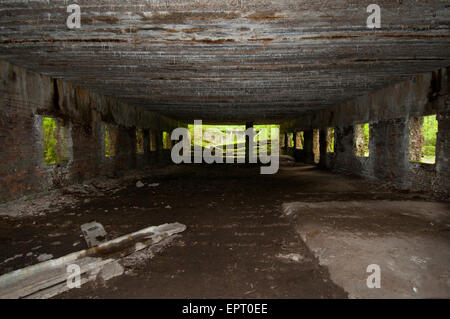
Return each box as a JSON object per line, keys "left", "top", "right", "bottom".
{"left": 276, "top": 253, "right": 305, "bottom": 263}
{"left": 36, "top": 254, "right": 53, "bottom": 262}
{"left": 136, "top": 181, "right": 145, "bottom": 188}
{"left": 81, "top": 222, "right": 107, "bottom": 248}
{"left": 0, "top": 222, "right": 187, "bottom": 299}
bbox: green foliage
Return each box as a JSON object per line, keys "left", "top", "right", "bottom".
{"left": 327, "top": 128, "right": 335, "bottom": 153}
{"left": 162, "top": 131, "right": 169, "bottom": 149}
{"left": 104, "top": 125, "right": 117, "bottom": 158}
{"left": 288, "top": 133, "right": 294, "bottom": 147}
{"left": 136, "top": 129, "right": 145, "bottom": 154}
{"left": 354, "top": 123, "right": 370, "bottom": 157}
{"left": 362, "top": 123, "right": 370, "bottom": 157}
{"left": 105, "top": 125, "right": 111, "bottom": 157}
{"left": 362, "top": 124, "right": 370, "bottom": 156}
{"left": 43, "top": 117, "right": 57, "bottom": 165}
{"left": 187, "top": 124, "right": 279, "bottom": 154}
{"left": 422, "top": 115, "right": 437, "bottom": 159}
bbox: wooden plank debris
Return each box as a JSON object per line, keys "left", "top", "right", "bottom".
{"left": 0, "top": 222, "right": 186, "bottom": 299}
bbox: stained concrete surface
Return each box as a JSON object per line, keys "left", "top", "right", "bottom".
{"left": 283, "top": 201, "right": 450, "bottom": 298}
{"left": 0, "top": 157, "right": 448, "bottom": 298}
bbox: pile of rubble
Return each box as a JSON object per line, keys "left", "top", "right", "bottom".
{"left": 0, "top": 168, "right": 170, "bottom": 218}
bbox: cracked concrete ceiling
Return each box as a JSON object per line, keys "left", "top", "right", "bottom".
{"left": 0, "top": 0, "right": 449, "bottom": 123}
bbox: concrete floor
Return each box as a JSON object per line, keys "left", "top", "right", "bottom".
{"left": 0, "top": 157, "right": 449, "bottom": 298}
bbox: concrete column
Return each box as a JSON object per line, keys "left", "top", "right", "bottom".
{"left": 334, "top": 125, "right": 355, "bottom": 171}
{"left": 436, "top": 111, "right": 450, "bottom": 193}
{"left": 115, "top": 126, "right": 136, "bottom": 170}
{"left": 143, "top": 129, "right": 151, "bottom": 163}
{"left": 372, "top": 119, "right": 408, "bottom": 185}
{"left": 319, "top": 129, "right": 327, "bottom": 168}
{"left": 312, "top": 129, "right": 320, "bottom": 164}
{"left": 293, "top": 131, "right": 298, "bottom": 149}
{"left": 153, "top": 130, "right": 163, "bottom": 163}
{"left": 284, "top": 133, "right": 288, "bottom": 152}
{"left": 303, "top": 130, "right": 314, "bottom": 164}
{"left": 245, "top": 122, "right": 253, "bottom": 163}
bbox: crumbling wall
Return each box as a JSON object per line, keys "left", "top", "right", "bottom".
{"left": 281, "top": 67, "right": 450, "bottom": 196}
{"left": 0, "top": 61, "right": 184, "bottom": 203}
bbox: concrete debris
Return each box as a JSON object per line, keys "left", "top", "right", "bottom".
{"left": 276, "top": 253, "right": 304, "bottom": 263}
{"left": 281, "top": 202, "right": 297, "bottom": 217}
{"left": 2, "top": 254, "right": 23, "bottom": 264}
{"left": 0, "top": 222, "right": 187, "bottom": 299}
{"left": 136, "top": 181, "right": 145, "bottom": 188}
{"left": 81, "top": 222, "right": 107, "bottom": 248}
{"left": 98, "top": 261, "right": 124, "bottom": 281}
{"left": 48, "top": 232, "right": 65, "bottom": 238}
{"left": 36, "top": 254, "right": 53, "bottom": 262}
{"left": 0, "top": 168, "right": 169, "bottom": 218}
{"left": 122, "top": 234, "right": 181, "bottom": 271}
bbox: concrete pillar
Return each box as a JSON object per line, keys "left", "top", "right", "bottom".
{"left": 334, "top": 125, "right": 355, "bottom": 170}
{"left": 436, "top": 111, "right": 450, "bottom": 193}
{"left": 152, "top": 130, "right": 163, "bottom": 163}
{"left": 245, "top": 122, "right": 253, "bottom": 163}
{"left": 115, "top": 126, "right": 136, "bottom": 170}
{"left": 303, "top": 130, "right": 314, "bottom": 164}
{"left": 284, "top": 133, "right": 288, "bottom": 152}
{"left": 372, "top": 119, "right": 408, "bottom": 185}
{"left": 143, "top": 129, "right": 151, "bottom": 163}
{"left": 319, "top": 129, "right": 327, "bottom": 167}
{"left": 313, "top": 129, "right": 320, "bottom": 164}
{"left": 293, "top": 131, "right": 298, "bottom": 149}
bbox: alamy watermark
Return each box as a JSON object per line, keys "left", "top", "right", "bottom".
{"left": 67, "top": 264, "right": 81, "bottom": 289}
{"left": 366, "top": 264, "right": 381, "bottom": 289}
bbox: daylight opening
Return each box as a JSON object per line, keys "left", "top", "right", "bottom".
{"left": 104, "top": 124, "right": 116, "bottom": 158}
{"left": 409, "top": 115, "right": 437, "bottom": 164}
{"left": 162, "top": 131, "right": 171, "bottom": 150}
{"left": 354, "top": 123, "right": 369, "bottom": 157}
{"left": 187, "top": 124, "right": 279, "bottom": 160}
{"left": 255, "top": 125, "right": 279, "bottom": 156}
{"left": 327, "top": 128, "right": 335, "bottom": 153}
{"left": 150, "top": 131, "right": 157, "bottom": 151}
{"left": 295, "top": 132, "right": 304, "bottom": 150}
{"left": 136, "top": 129, "right": 145, "bottom": 154}
{"left": 42, "top": 117, "right": 71, "bottom": 166}
{"left": 313, "top": 129, "right": 320, "bottom": 164}
{"left": 288, "top": 133, "right": 294, "bottom": 148}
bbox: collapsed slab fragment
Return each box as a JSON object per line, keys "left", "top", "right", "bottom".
{"left": 81, "top": 222, "right": 108, "bottom": 248}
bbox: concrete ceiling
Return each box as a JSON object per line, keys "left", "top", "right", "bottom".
{"left": 0, "top": 0, "right": 449, "bottom": 123}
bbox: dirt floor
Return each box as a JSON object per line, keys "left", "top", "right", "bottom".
{"left": 0, "top": 156, "right": 448, "bottom": 298}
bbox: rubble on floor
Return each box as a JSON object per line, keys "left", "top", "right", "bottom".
{"left": 0, "top": 222, "right": 186, "bottom": 299}
{"left": 0, "top": 167, "right": 175, "bottom": 218}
